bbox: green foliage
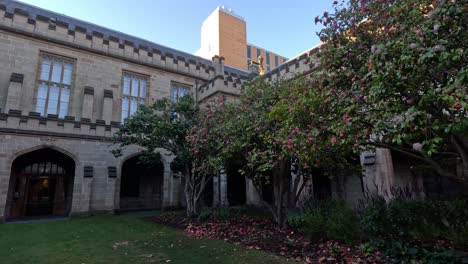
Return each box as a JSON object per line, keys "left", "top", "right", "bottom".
{"left": 368, "top": 239, "right": 466, "bottom": 264}
{"left": 112, "top": 96, "right": 197, "bottom": 168}
{"left": 288, "top": 0, "right": 468, "bottom": 181}
{"left": 359, "top": 196, "right": 468, "bottom": 244}
{"left": 112, "top": 96, "right": 227, "bottom": 217}
{"left": 288, "top": 200, "right": 360, "bottom": 243}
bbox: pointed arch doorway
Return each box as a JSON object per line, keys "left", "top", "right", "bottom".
{"left": 6, "top": 148, "right": 75, "bottom": 220}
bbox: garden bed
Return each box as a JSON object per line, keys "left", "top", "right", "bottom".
{"left": 150, "top": 212, "right": 468, "bottom": 263}
{"left": 150, "top": 214, "right": 382, "bottom": 263}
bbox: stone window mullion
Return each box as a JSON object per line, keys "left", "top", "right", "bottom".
{"left": 121, "top": 72, "right": 148, "bottom": 122}
{"left": 36, "top": 53, "right": 75, "bottom": 117}
{"left": 43, "top": 56, "right": 54, "bottom": 116}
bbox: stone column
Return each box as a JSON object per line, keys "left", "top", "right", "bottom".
{"left": 70, "top": 164, "right": 93, "bottom": 216}
{"left": 102, "top": 89, "right": 113, "bottom": 123}
{"left": 292, "top": 172, "right": 313, "bottom": 207}
{"left": 245, "top": 178, "right": 262, "bottom": 206}
{"left": 162, "top": 160, "right": 172, "bottom": 208}
{"left": 104, "top": 166, "right": 118, "bottom": 212}
{"left": 219, "top": 170, "right": 229, "bottom": 207}
{"left": 212, "top": 175, "right": 220, "bottom": 207}
{"left": 361, "top": 148, "right": 395, "bottom": 200}
{"left": 0, "top": 144, "right": 11, "bottom": 222}
{"left": 82, "top": 86, "right": 94, "bottom": 120}
{"left": 4, "top": 73, "right": 24, "bottom": 112}
{"left": 212, "top": 169, "right": 229, "bottom": 207}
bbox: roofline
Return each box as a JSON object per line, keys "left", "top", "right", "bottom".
{"left": 1, "top": 0, "right": 250, "bottom": 78}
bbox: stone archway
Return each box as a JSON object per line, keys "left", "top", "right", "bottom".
{"left": 226, "top": 162, "right": 246, "bottom": 206}
{"left": 119, "top": 155, "right": 164, "bottom": 211}
{"left": 5, "top": 148, "right": 75, "bottom": 220}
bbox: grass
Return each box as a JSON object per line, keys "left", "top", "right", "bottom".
{"left": 0, "top": 212, "right": 293, "bottom": 264}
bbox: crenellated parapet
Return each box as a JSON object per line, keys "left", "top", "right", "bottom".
{"left": 197, "top": 70, "right": 248, "bottom": 102}
{"left": 0, "top": 108, "right": 119, "bottom": 140}
{"left": 0, "top": 1, "right": 244, "bottom": 81}
{"left": 264, "top": 44, "right": 322, "bottom": 82}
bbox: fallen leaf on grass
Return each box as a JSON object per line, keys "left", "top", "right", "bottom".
{"left": 112, "top": 241, "right": 130, "bottom": 250}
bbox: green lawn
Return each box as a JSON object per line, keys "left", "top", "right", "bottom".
{"left": 0, "top": 213, "right": 292, "bottom": 264}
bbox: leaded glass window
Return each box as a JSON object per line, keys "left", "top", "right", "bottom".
{"left": 35, "top": 54, "right": 74, "bottom": 118}
{"left": 121, "top": 72, "right": 148, "bottom": 122}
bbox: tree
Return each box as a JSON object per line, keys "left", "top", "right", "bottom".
{"left": 216, "top": 78, "right": 356, "bottom": 228}
{"left": 295, "top": 0, "right": 467, "bottom": 182}
{"left": 112, "top": 96, "right": 216, "bottom": 217}
{"left": 186, "top": 96, "right": 229, "bottom": 208}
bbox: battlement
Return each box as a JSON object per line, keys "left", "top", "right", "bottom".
{"left": 0, "top": 108, "right": 118, "bottom": 140}
{"left": 265, "top": 44, "right": 322, "bottom": 82}
{"left": 0, "top": 1, "right": 252, "bottom": 81}
{"left": 197, "top": 73, "right": 247, "bottom": 102}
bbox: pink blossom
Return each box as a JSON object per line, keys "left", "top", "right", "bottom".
{"left": 412, "top": 142, "right": 423, "bottom": 151}
{"left": 433, "top": 45, "right": 445, "bottom": 52}
{"left": 342, "top": 113, "right": 351, "bottom": 123}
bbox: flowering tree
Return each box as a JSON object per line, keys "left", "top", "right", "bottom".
{"left": 112, "top": 96, "right": 217, "bottom": 217}
{"left": 186, "top": 96, "right": 230, "bottom": 209}
{"left": 216, "top": 78, "right": 356, "bottom": 228}
{"left": 300, "top": 0, "right": 467, "bottom": 182}
{"left": 219, "top": 0, "right": 467, "bottom": 225}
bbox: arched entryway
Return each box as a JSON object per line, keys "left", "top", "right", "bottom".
{"left": 6, "top": 148, "right": 75, "bottom": 220}
{"left": 120, "top": 155, "right": 164, "bottom": 211}
{"left": 312, "top": 168, "right": 332, "bottom": 201}
{"left": 226, "top": 162, "right": 246, "bottom": 206}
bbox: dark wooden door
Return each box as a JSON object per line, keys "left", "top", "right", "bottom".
{"left": 25, "top": 177, "right": 56, "bottom": 216}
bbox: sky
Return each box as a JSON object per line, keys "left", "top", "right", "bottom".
{"left": 18, "top": 0, "right": 334, "bottom": 59}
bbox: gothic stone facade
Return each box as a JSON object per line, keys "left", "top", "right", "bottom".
{"left": 0, "top": 0, "right": 446, "bottom": 222}
{"left": 0, "top": 0, "right": 251, "bottom": 221}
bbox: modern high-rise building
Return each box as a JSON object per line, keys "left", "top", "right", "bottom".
{"left": 196, "top": 6, "right": 288, "bottom": 71}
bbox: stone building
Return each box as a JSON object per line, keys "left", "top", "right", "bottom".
{"left": 0, "top": 1, "right": 460, "bottom": 222}
{"left": 0, "top": 0, "right": 252, "bottom": 221}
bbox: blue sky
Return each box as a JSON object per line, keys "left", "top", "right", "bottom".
{"left": 19, "top": 0, "right": 334, "bottom": 59}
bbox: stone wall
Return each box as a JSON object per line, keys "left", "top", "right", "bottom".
{"left": 0, "top": 129, "right": 181, "bottom": 221}
{"left": 0, "top": 0, "right": 242, "bottom": 221}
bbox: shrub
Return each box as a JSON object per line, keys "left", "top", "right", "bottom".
{"left": 368, "top": 239, "right": 466, "bottom": 264}
{"left": 359, "top": 195, "right": 468, "bottom": 244}
{"left": 299, "top": 208, "right": 326, "bottom": 240}
{"left": 288, "top": 200, "right": 359, "bottom": 243}
{"left": 326, "top": 202, "right": 359, "bottom": 243}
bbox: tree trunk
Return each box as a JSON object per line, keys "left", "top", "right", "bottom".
{"left": 272, "top": 159, "right": 291, "bottom": 229}
{"left": 249, "top": 159, "right": 296, "bottom": 229}
{"left": 184, "top": 164, "right": 199, "bottom": 218}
